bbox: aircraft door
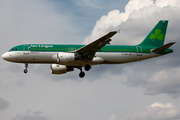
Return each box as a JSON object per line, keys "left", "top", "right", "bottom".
{"left": 136, "top": 46, "right": 142, "bottom": 56}
{"left": 23, "top": 44, "right": 29, "bottom": 55}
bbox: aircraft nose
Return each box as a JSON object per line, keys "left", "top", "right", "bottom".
{"left": 2, "top": 52, "right": 10, "bottom": 61}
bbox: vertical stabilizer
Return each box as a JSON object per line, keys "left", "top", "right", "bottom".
{"left": 139, "top": 20, "right": 168, "bottom": 47}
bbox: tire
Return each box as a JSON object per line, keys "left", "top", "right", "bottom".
{"left": 79, "top": 72, "right": 85, "bottom": 78}
{"left": 24, "top": 69, "right": 28, "bottom": 73}
{"left": 84, "top": 64, "right": 91, "bottom": 71}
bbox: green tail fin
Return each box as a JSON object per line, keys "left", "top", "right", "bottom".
{"left": 139, "top": 20, "right": 168, "bottom": 47}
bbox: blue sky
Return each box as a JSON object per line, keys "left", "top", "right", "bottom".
{"left": 1, "top": 0, "right": 180, "bottom": 120}
{"left": 45, "top": 0, "right": 130, "bottom": 35}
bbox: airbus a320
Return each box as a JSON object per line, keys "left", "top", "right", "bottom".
{"left": 2, "top": 20, "right": 175, "bottom": 78}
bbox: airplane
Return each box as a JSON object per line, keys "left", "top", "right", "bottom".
{"left": 2, "top": 20, "right": 175, "bottom": 78}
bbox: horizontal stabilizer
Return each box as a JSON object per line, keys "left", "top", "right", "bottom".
{"left": 151, "top": 42, "right": 176, "bottom": 53}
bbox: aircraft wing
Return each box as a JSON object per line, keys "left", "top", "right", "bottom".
{"left": 74, "top": 31, "right": 117, "bottom": 60}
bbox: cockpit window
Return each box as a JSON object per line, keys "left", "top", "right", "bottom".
{"left": 10, "top": 48, "right": 18, "bottom": 51}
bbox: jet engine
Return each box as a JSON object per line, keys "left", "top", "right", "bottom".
{"left": 51, "top": 64, "right": 74, "bottom": 74}
{"left": 52, "top": 52, "right": 82, "bottom": 63}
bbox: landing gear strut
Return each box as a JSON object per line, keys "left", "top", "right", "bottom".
{"left": 78, "top": 67, "right": 85, "bottom": 78}
{"left": 24, "top": 63, "right": 28, "bottom": 73}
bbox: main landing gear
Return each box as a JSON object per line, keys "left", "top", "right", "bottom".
{"left": 79, "top": 71, "right": 85, "bottom": 78}
{"left": 78, "top": 67, "right": 85, "bottom": 78}
{"left": 78, "top": 64, "right": 92, "bottom": 78}
{"left": 84, "top": 64, "right": 91, "bottom": 71}
{"left": 24, "top": 63, "right": 28, "bottom": 73}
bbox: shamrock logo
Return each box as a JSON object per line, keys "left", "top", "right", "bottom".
{"left": 150, "top": 29, "right": 164, "bottom": 42}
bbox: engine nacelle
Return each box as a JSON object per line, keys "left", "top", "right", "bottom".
{"left": 58, "top": 52, "right": 75, "bottom": 63}
{"left": 51, "top": 64, "right": 74, "bottom": 74}
{"left": 53, "top": 52, "right": 82, "bottom": 63}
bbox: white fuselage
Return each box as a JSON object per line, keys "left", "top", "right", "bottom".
{"left": 2, "top": 51, "right": 161, "bottom": 66}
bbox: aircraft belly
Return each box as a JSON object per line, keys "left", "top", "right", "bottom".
{"left": 31, "top": 52, "right": 55, "bottom": 63}
{"left": 95, "top": 52, "right": 161, "bottom": 64}
{"left": 14, "top": 51, "right": 55, "bottom": 63}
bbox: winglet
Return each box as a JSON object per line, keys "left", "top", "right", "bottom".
{"left": 117, "top": 29, "right": 121, "bottom": 34}
{"left": 151, "top": 42, "right": 176, "bottom": 53}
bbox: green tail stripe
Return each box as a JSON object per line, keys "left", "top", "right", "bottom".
{"left": 139, "top": 20, "right": 168, "bottom": 47}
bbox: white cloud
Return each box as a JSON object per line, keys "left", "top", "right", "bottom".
{"left": 1, "top": 0, "right": 180, "bottom": 120}
{"left": 83, "top": 9, "right": 127, "bottom": 44}
{"left": 83, "top": 0, "right": 180, "bottom": 45}
{"left": 118, "top": 60, "right": 180, "bottom": 98}
{"left": 144, "top": 67, "right": 180, "bottom": 97}
{"left": 83, "top": 0, "right": 180, "bottom": 98}
{"left": 108, "top": 114, "right": 116, "bottom": 120}
{"left": 155, "top": 0, "right": 180, "bottom": 8}
{"left": 12, "top": 111, "right": 48, "bottom": 120}
{"left": 125, "top": 0, "right": 154, "bottom": 14}
{"left": 83, "top": 0, "right": 154, "bottom": 44}
{"left": 122, "top": 102, "right": 180, "bottom": 120}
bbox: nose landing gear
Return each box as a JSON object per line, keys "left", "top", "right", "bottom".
{"left": 24, "top": 63, "right": 28, "bottom": 73}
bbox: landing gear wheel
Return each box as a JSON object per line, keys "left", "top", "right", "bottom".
{"left": 24, "top": 69, "right": 28, "bottom": 73}
{"left": 79, "top": 72, "right": 85, "bottom": 78}
{"left": 84, "top": 64, "right": 91, "bottom": 71}
{"left": 24, "top": 63, "right": 28, "bottom": 74}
